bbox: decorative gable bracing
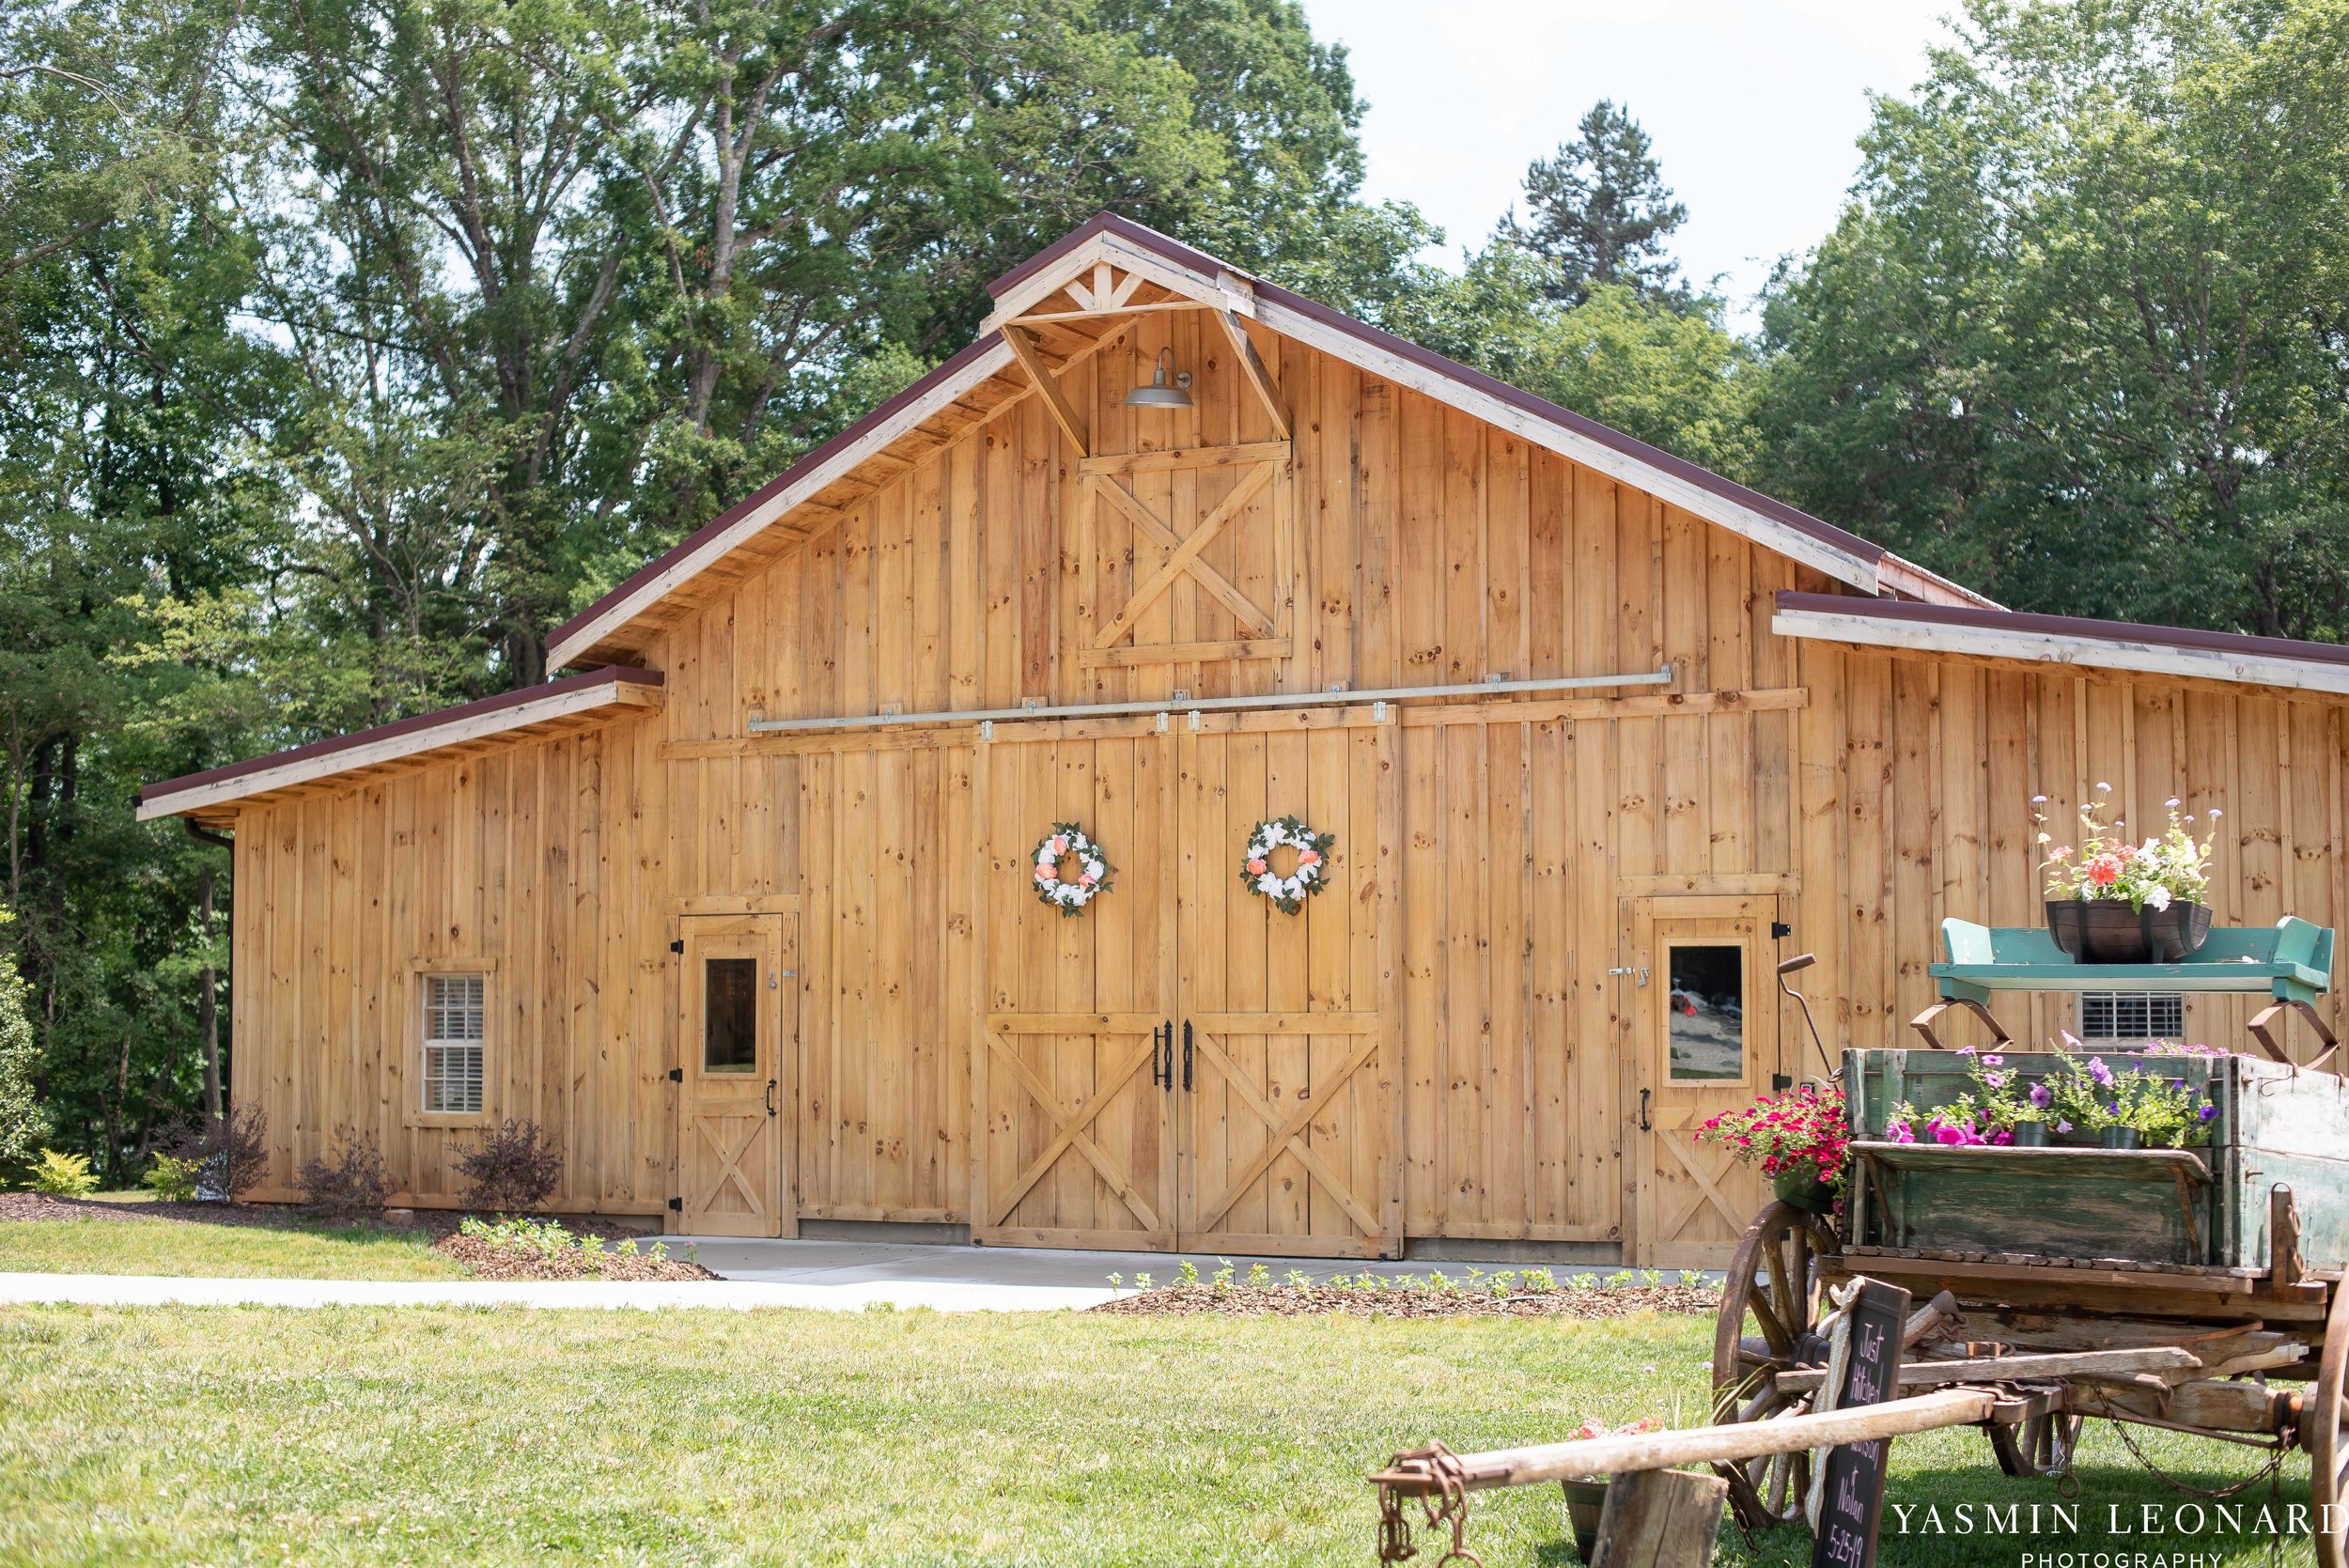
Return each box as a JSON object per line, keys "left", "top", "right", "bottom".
{"left": 548, "top": 213, "right": 1965, "bottom": 676}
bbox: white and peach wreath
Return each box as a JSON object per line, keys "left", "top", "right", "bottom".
{"left": 1239, "top": 815, "right": 1336, "bottom": 915}
{"left": 1033, "top": 822, "right": 1112, "bottom": 915}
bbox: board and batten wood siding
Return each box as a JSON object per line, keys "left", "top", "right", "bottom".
{"left": 223, "top": 303, "right": 2349, "bottom": 1252}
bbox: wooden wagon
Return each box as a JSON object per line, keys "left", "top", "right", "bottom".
{"left": 1713, "top": 920, "right": 2349, "bottom": 1561}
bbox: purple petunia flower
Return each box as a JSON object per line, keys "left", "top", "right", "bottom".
{"left": 1981, "top": 1053, "right": 2005, "bottom": 1066}
{"left": 2056, "top": 1119, "right": 2074, "bottom": 1133}
{"left": 1888, "top": 1121, "right": 1915, "bottom": 1144}
{"left": 2088, "top": 1056, "right": 2115, "bottom": 1087}
{"left": 2030, "top": 1083, "right": 2053, "bottom": 1109}
{"left": 1984, "top": 1070, "right": 2011, "bottom": 1088}
{"left": 2199, "top": 1104, "right": 2218, "bottom": 1123}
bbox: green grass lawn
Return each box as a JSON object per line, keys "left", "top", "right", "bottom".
{"left": 0, "top": 1213, "right": 467, "bottom": 1281}
{"left": 0, "top": 1302, "right": 2322, "bottom": 1566}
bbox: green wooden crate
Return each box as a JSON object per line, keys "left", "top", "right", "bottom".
{"left": 1842, "top": 1048, "right": 2349, "bottom": 1270}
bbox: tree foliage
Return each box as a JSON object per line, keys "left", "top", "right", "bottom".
{"left": 1751, "top": 0, "right": 2349, "bottom": 635}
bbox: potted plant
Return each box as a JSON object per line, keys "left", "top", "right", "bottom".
{"left": 2035, "top": 788, "right": 2217, "bottom": 963}
{"left": 1556, "top": 1417, "right": 1663, "bottom": 1560}
{"left": 2046, "top": 1055, "right": 2217, "bottom": 1152}
{"left": 1964, "top": 1050, "right": 2053, "bottom": 1146}
{"left": 1696, "top": 1082, "right": 1850, "bottom": 1213}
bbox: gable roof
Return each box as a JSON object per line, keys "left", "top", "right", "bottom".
{"left": 1772, "top": 592, "right": 2349, "bottom": 697}
{"left": 135, "top": 666, "right": 665, "bottom": 824}
{"left": 549, "top": 212, "right": 1970, "bottom": 671}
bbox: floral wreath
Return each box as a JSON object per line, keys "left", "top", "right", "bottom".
{"left": 1240, "top": 816, "right": 1336, "bottom": 915}
{"left": 1033, "top": 823, "right": 1112, "bottom": 915}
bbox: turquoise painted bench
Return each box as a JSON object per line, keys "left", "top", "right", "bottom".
{"left": 1915, "top": 916, "right": 2339, "bottom": 1067}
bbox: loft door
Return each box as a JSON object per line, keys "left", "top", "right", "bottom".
{"left": 1174, "top": 718, "right": 1395, "bottom": 1258}
{"left": 1626, "top": 895, "right": 1781, "bottom": 1268}
{"left": 677, "top": 913, "right": 796, "bottom": 1237}
{"left": 974, "top": 730, "right": 1180, "bottom": 1250}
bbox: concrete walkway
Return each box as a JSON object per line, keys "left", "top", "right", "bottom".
{"left": 0, "top": 1237, "right": 1358, "bottom": 1313}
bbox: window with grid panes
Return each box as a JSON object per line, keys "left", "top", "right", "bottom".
{"left": 423, "top": 974, "right": 485, "bottom": 1113}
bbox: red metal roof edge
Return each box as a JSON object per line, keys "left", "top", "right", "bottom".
{"left": 137, "top": 666, "right": 666, "bottom": 808}
{"left": 546, "top": 331, "right": 1009, "bottom": 654}
{"left": 1773, "top": 590, "right": 2349, "bottom": 671}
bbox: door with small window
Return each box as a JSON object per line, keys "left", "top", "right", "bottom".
{"left": 677, "top": 914, "right": 796, "bottom": 1237}
{"left": 1626, "top": 895, "right": 1783, "bottom": 1268}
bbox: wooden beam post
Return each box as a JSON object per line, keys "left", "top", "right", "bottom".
{"left": 1003, "top": 325, "right": 1089, "bottom": 458}
{"left": 1212, "top": 307, "right": 1291, "bottom": 442}
{"left": 1592, "top": 1468, "right": 1727, "bottom": 1568}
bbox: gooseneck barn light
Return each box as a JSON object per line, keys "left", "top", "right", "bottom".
{"left": 1125, "top": 347, "right": 1194, "bottom": 410}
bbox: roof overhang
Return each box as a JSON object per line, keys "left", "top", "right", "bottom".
{"left": 1771, "top": 591, "right": 2349, "bottom": 697}
{"left": 548, "top": 213, "right": 1938, "bottom": 671}
{"left": 136, "top": 667, "right": 666, "bottom": 824}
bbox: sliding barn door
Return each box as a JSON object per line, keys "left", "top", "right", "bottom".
{"left": 676, "top": 914, "right": 795, "bottom": 1237}
{"left": 975, "top": 731, "right": 1180, "bottom": 1250}
{"left": 1176, "top": 718, "right": 1397, "bottom": 1258}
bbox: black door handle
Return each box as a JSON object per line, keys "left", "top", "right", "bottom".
{"left": 766, "top": 1079, "right": 777, "bottom": 1118}
{"left": 1151, "top": 1023, "right": 1168, "bottom": 1089}
{"left": 1638, "top": 1087, "right": 1651, "bottom": 1132}
{"left": 1182, "top": 1019, "right": 1193, "bottom": 1091}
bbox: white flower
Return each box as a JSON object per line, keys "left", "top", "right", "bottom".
{"left": 1084, "top": 859, "right": 1104, "bottom": 879}
{"left": 1257, "top": 873, "right": 1283, "bottom": 896}
{"left": 2096, "top": 781, "right": 2111, "bottom": 792}
{"left": 2145, "top": 885, "right": 2172, "bottom": 911}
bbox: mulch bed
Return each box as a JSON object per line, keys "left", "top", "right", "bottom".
{"left": 1091, "top": 1283, "right": 1720, "bottom": 1319}
{"left": 434, "top": 1234, "right": 717, "bottom": 1282}
{"left": 0, "top": 1192, "right": 389, "bottom": 1231}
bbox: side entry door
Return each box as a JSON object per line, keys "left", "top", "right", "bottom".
{"left": 1626, "top": 895, "right": 1781, "bottom": 1268}
{"left": 677, "top": 914, "right": 796, "bottom": 1237}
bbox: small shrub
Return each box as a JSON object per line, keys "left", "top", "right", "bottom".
{"left": 1569, "top": 1272, "right": 1599, "bottom": 1290}
{"left": 1679, "top": 1268, "right": 1705, "bottom": 1287}
{"left": 1211, "top": 1257, "right": 1236, "bottom": 1291}
{"left": 1283, "top": 1268, "right": 1312, "bottom": 1289}
{"left": 1523, "top": 1267, "right": 1557, "bottom": 1292}
{"left": 1133, "top": 1271, "right": 1153, "bottom": 1291}
{"left": 27, "top": 1149, "right": 97, "bottom": 1197}
{"left": 1246, "top": 1262, "right": 1270, "bottom": 1288}
{"left": 298, "top": 1138, "right": 391, "bottom": 1220}
{"left": 1175, "top": 1258, "right": 1200, "bottom": 1286}
{"left": 165, "top": 1106, "right": 269, "bottom": 1199}
{"left": 449, "top": 1119, "right": 562, "bottom": 1215}
{"left": 1639, "top": 1268, "right": 1663, "bottom": 1288}
{"left": 142, "top": 1154, "right": 203, "bottom": 1203}
{"left": 1606, "top": 1269, "right": 1636, "bottom": 1289}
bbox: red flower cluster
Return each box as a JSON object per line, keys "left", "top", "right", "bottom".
{"left": 1696, "top": 1081, "right": 1852, "bottom": 1186}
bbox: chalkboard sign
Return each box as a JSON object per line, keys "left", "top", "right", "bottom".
{"left": 1811, "top": 1279, "right": 1911, "bottom": 1568}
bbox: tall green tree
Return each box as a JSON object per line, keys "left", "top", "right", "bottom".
{"left": 1751, "top": 0, "right": 2349, "bottom": 636}
{"left": 1500, "top": 100, "right": 1689, "bottom": 307}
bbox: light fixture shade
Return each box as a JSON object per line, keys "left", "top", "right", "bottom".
{"left": 1126, "top": 348, "right": 1194, "bottom": 410}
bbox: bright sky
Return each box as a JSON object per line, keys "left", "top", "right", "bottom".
{"left": 1299, "top": 0, "right": 1962, "bottom": 324}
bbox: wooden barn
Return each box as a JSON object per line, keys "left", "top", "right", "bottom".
{"left": 137, "top": 214, "right": 2349, "bottom": 1266}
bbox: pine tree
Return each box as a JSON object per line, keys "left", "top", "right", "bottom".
{"left": 1504, "top": 101, "right": 1688, "bottom": 306}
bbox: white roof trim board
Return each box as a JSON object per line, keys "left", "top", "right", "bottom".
{"left": 135, "top": 670, "right": 665, "bottom": 820}
{"left": 1773, "top": 597, "right": 2349, "bottom": 698}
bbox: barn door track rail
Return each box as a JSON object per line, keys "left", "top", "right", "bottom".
{"left": 743, "top": 666, "right": 1676, "bottom": 736}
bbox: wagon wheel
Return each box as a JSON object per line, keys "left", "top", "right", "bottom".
{"left": 1988, "top": 1405, "right": 2084, "bottom": 1480}
{"left": 2310, "top": 1280, "right": 2349, "bottom": 1568}
{"left": 1710, "top": 1201, "right": 1839, "bottom": 1529}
